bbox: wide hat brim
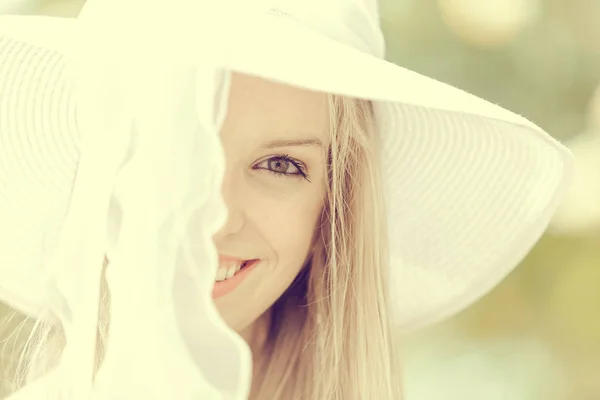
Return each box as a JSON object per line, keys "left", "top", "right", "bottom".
{"left": 0, "top": 13, "right": 573, "bottom": 333}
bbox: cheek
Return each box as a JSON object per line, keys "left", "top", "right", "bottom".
{"left": 213, "top": 180, "right": 326, "bottom": 334}
{"left": 252, "top": 190, "right": 324, "bottom": 265}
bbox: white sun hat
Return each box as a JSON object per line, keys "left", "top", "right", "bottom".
{"left": 0, "top": 0, "right": 573, "bottom": 398}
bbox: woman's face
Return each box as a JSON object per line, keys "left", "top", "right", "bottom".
{"left": 212, "top": 73, "right": 330, "bottom": 337}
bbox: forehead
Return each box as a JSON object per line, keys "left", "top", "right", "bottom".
{"left": 223, "top": 73, "right": 330, "bottom": 143}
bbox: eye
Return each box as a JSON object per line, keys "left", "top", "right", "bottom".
{"left": 253, "top": 155, "right": 309, "bottom": 181}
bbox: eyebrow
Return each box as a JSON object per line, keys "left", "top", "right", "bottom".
{"left": 262, "top": 137, "right": 324, "bottom": 149}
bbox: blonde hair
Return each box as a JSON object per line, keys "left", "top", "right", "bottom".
{"left": 3, "top": 95, "right": 402, "bottom": 399}
{"left": 250, "top": 95, "right": 401, "bottom": 399}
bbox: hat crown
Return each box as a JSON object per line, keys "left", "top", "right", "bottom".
{"left": 263, "top": 0, "right": 385, "bottom": 58}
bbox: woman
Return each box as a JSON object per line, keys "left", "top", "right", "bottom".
{"left": 0, "top": 0, "right": 573, "bottom": 399}
{"left": 212, "top": 75, "right": 396, "bottom": 398}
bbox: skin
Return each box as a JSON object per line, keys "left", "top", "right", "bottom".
{"left": 212, "top": 72, "right": 331, "bottom": 353}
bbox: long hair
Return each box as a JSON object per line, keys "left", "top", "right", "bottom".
{"left": 250, "top": 95, "right": 401, "bottom": 399}
{"left": 2, "top": 257, "right": 110, "bottom": 396}
{"left": 3, "top": 96, "right": 402, "bottom": 399}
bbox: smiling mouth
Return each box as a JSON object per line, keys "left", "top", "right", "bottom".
{"left": 215, "top": 259, "right": 257, "bottom": 282}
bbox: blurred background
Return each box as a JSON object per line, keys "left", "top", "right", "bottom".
{"left": 1, "top": 0, "right": 599, "bottom": 399}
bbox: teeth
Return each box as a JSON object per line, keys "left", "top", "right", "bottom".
{"left": 215, "top": 260, "right": 244, "bottom": 282}
{"left": 216, "top": 268, "right": 228, "bottom": 281}
{"left": 226, "top": 266, "right": 236, "bottom": 279}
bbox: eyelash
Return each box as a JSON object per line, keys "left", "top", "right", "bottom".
{"left": 253, "top": 154, "right": 310, "bottom": 181}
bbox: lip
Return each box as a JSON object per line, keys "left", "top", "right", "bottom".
{"left": 218, "top": 255, "right": 246, "bottom": 263}
{"left": 212, "top": 259, "right": 259, "bottom": 299}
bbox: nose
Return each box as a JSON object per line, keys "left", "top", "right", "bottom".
{"left": 213, "top": 166, "right": 244, "bottom": 238}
